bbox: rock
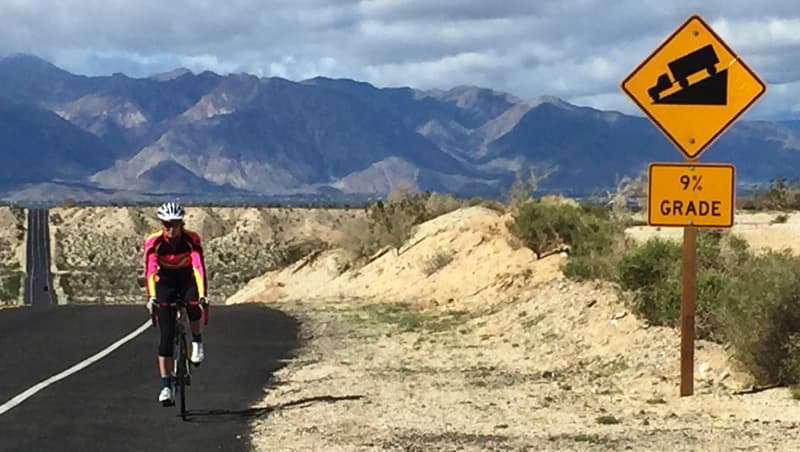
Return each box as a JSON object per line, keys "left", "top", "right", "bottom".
{"left": 698, "top": 362, "right": 711, "bottom": 380}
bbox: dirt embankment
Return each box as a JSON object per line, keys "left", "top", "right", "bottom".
{"left": 229, "top": 207, "right": 800, "bottom": 451}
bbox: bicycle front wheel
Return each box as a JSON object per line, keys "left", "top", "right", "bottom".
{"left": 176, "top": 332, "right": 188, "bottom": 420}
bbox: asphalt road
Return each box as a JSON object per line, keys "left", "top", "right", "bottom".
{"left": 0, "top": 303, "right": 299, "bottom": 452}
{"left": 23, "top": 208, "right": 56, "bottom": 306}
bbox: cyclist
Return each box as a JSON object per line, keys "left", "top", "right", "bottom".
{"left": 144, "top": 201, "right": 208, "bottom": 406}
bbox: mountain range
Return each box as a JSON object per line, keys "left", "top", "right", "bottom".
{"left": 0, "top": 53, "right": 798, "bottom": 204}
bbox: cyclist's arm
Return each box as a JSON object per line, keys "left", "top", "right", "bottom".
{"left": 143, "top": 233, "right": 160, "bottom": 298}
{"left": 187, "top": 231, "right": 207, "bottom": 299}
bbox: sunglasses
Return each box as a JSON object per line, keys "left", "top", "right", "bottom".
{"left": 161, "top": 221, "right": 182, "bottom": 229}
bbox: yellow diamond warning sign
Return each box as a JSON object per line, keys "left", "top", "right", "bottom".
{"left": 648, "top": 162, "right": 734, "bottom": 227}
{"left": 622, "top": 14, "right": 766, "bottom": 160}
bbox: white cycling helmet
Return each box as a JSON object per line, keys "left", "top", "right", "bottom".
{"left": 156, "top": 201, "right": 185, "bottom": 221}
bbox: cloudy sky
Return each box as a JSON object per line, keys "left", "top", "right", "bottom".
{"left": 1, "top": 0, "right": 798, "bottom": 120}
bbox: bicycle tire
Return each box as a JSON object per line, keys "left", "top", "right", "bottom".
{"left": 176, "top": 331, "right": 188, "bottom": 420}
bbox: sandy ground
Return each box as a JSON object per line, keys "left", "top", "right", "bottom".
{"left": 227, "top": 207, "right": 800, "bottom": 451}
{"left": 625, "top": 210, "right": 800, "bottom": 254}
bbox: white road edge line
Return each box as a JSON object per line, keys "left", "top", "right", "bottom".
{"left": 0, "top": 319, "right": 152, "bottom": 416}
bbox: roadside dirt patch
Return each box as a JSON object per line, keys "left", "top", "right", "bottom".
{"left": 247, "top": 291, "right": 800, "bottom": 451}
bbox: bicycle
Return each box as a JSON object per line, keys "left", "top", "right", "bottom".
{"left": 151, "top": 296, "right": 208, "bottom": 421}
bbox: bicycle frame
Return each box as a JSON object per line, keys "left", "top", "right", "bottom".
{"left": 173, "top": 301, "right": 191, "bottom": 421}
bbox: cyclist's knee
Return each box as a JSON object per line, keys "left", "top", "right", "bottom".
{"left": 187, "top": 304, "right": 202, "bottom": 322}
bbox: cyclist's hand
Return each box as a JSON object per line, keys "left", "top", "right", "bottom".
{"left": 146, "top": 297, "right": 158, "bottom": 315}
{"left": 199, "top": 297, "right": 209, "bottom": 325}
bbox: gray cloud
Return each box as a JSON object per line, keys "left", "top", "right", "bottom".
{"left": 0, "top": 0, "right": 798, "bottom": 119}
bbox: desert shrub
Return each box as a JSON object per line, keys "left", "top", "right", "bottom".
{"left": 272, "top": 240, "right": 324, "bottom": 268}
{"left": 618, "top": 238, "right": 682, "bottom": 325}
{"left": 606, "top": 174, "right": 646, "bottom": 220}
{"left": 740, "top": 177, "right": 800, "bottom": 211}
{"left": 563, "top": 227, "right": 630, "bottom": 282}
{"left": 509, "top": 199, "right": 626, "bottom": 280}
{"left": 713, "top": 250, "right": 800, "bottom": 384}
{"left": 780, "top": 335, "right": 800, "bottom": 386}
{"left": 617, "top": 230, "right": 800, "bottom": 383}
{"left": 337, "top": 216, "right": 383, "bottom": 260}
{"left": 772, "top": 213, "right": 789, "bottom": 224}
{"left": 509, "top": 200, "right": 597, "bottom": 255}
{"left": 365, "top": 199, "right": 422, "bottom": 250}
{"left": 505, "top": 168, "right": 541, "bottom": 210}
{"left": 791, "top": 385, "right": 800, "bottom": 400}
{"left": 422, "top": 251, "right": 454, "bottom": 276}
{"left": 424, "top": 193, "right": 464, "bottom": 218}
{"left": 618, "top": 238, "right": 681, "bottom": 290}
{"left": 338, "top": 188, "right": 465, "bottom": 262}
{"left": 0, "top": 272, "right": 22, "bottom": 303}
{"left": 617, "top": 231, "right": 747, "bottom": 338}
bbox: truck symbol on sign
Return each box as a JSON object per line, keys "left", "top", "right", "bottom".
{"left": 648, "top": 44, "right": 720, "bottom": 102}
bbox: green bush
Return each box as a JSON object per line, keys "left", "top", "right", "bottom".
{"left": 713, "top": 250, "right": 800, "bottom": 384}
{"left": 617, "top": 232, "right": 747, "bottom": 338}
{"left": 509, "top": 201, "right": 619, "bottom": 254}
{"left": 0, "top": 272, "right": 22, "bottom": 303}
{"left": 616, "top": 229, "right": 800, "bottom": 384}
{"left": 508, "top": 199, "right": 627, "bottom": 281}
{"left": 618, "top": 238, "right": 681, "bottom": 291}
{"left": 780, "top": 334, "right": 800, "bottom": 386}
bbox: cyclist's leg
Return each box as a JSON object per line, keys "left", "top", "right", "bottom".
{"left": 156, "top": 303, "right": 176, "bottom": 376}
{"left": 183, "top": 281, "right": 205, "bottom": 363}
{"left": 156, "top": 282, "right": 178, "bottom": 396}
{"left": 184, "top": 281, "right": 203, "bottom": 334}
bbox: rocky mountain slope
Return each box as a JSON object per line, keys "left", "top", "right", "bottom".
{"left": 1, "top": 54, "right": 799, "bottom": 203}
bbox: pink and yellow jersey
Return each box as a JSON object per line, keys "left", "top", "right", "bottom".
{"left": 143, "top": 229, "right": 207, "bottom": 299}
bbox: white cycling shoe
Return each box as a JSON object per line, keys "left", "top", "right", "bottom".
{"left": 191, "top": 342, "right": 204, "bottom": 365}
{"left": 158, "top": 386, "right": 174, "bottom": 406}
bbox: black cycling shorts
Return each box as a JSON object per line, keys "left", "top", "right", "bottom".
{"left": 155, "top": 269, "right": 199, "bottom": 305}
{"left": 155, "top": 272, "right": 202, "bottom": 357}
